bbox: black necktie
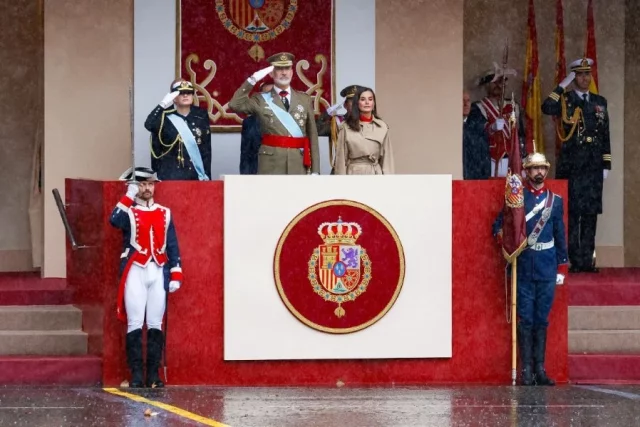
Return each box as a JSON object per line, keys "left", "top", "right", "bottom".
{"left": 279, "top": 90, "right": 290, "bottom": 111}
{"left": 582, "top": 93, "right": 588, "bottom": 104}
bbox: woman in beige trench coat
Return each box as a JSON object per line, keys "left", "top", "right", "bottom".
{"left": 334, "top": 87, "right": 394, "bottom": 175}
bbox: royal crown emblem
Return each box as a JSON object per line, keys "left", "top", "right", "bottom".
{"left": 308, "top": 217, "right": 372, "bottom": 318}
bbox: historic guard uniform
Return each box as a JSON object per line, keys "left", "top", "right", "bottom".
{"left": 109, "top": 167, "right": 183, "bottom": 388}
{"left": 467, "top": 63, "right": 526, "bottom": 177}
{"left": 145, "top": 80, "right": 212, "bottom": 181}
{"left": 316, "top": 85, "right": 365, "bottom": 173}
{"left": 493, "top": 153, "right": 569, "bottom": 386}
{"left": 541, "top": 57, "right": 611, "bottom": 273}
{"left": 229, "top": 52, "right": 320, "bottom": 175}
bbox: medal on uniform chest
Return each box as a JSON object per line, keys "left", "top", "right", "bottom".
{"left": 193, "top": 126, "right": 202, "bottom": 144}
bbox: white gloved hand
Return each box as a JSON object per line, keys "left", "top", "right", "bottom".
{"left": 556, "top": 274, "right": 565, "bottom": 285}
{"left": 159, "top": 91, "right": 179, "bottom": 109}
{"left": 603, "top": 169, "right": 609, "bottom": 179}
{"left": 326, "top": 101, "right": 344, "bottom": 116}
{"left": 125, "top": 181, "right": 139, "bottom": 199}
{"left": 559, "top": 72, "right": 576, "bottom": 89}
{"left": 311, "top": 173, "right": 319, "bottom": 175}
{"left": 492, "top": 118, "right": 506, "bottom": 131}
{"left": 248, "top": 66, "right": 274, "bottom": 85}
{"left": 169, "top": 281, "right": 181, "bottom": 293}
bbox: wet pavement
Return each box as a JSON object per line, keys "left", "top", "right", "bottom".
{"left": 0, "top": 385, "right": 639, "bottom": 426}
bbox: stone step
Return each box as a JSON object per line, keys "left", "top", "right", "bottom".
{"left": 569, "top": 330, "right": 640, "bottom": 354}
{"left": 0, "top": 356, "right": 101, "bottom": 386}
{"left": 0, "top": 305, "right": 82, "bottom": 331}
{"left": 569, "top": 306, "right": 640, "bottom": 331}
{"left": 570, "top": 354, "right": 640, "bottom": 384}
{"left": 0, "top": 330, "right": 87, "bottom": 356}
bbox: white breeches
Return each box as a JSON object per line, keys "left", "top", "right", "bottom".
{"left": 125, "top": 262, "right": 166, "bottom": 333}
{"left": 491, "top": 158, "right": 509, "bottom": 177}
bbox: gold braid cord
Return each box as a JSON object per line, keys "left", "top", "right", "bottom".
{"left": 556, "top": 95, "right": 584, "bottom": 143}
{"left": 184, "top": 53, "right": 332, "bottom": 129}
{"left": 329, "top": 116, "right": 338, "bottom": 168}
{"left": 149, "top": 108, "right": 185, "bottom": 166}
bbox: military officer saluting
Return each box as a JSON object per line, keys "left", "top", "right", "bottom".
{"left": 493, "top": 153, "right": 569, "bottom": 386}
{"left": 230, "top": 52, "right": 320, "bottom": 175}
{"left": 541, "top": 57, "right": 611, "bottom": 273}
{"left": 145, "top": 80, "right": 212, "bottom": 181}
{"left": 316, "top": 85, "right": 365, "bottom": 174}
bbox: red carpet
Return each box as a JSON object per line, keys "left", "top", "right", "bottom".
{"left": 0, "top": 272, "right": 72, "bottom": 305}
{"left": 569, "top": 268, "right": 640, "bottom": 306}
{"left": 0, "top": 356, "right": 101, "bottom": 386}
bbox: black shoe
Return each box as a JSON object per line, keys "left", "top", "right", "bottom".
{"left": 126, "top": 329, "right": 144, "bottom": 388}
{"left": 583, "top": 266, "right": 600, "bottom": 273}
{"left": 569, "top": 265, "right": 583, "bottom": 274}
{"left": 533, "top": 327, "right": 555, "bottom": 386}
{"left": 146, "top": 328, "right": 165, "bottom": 388}
{"left": 518, "top": 324, "right": 534, "bottom": 386}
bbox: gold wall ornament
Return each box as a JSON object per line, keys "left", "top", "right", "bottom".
{"left": 296, "top": 54, "right": 330, "bottom": 115}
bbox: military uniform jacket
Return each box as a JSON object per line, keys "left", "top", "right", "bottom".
{"left": 239, "top": 115, "right": 262, "bottom": 174}
{"left": 109, "top": 194, "right": 183, "bottom": 321}
{"left": 145, "top": 105, "right": 212, "bottom": 181}
{"left": 493, "top": 185, "right": 568, "bottom": 282}
{"left": 229, "top": 81, "right": 320, "bottom": 174}
{"left": 334, "top": 118, "right": 394, "bottom": 175}
{"left": 462, "top": 116, "right": 491, "bottom": 180}
{"left": 541, "top": 86, "right": 611, "bottom": 214}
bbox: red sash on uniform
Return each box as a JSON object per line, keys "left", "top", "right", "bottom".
{"left": 262, "top": 134, "right": 311, "bottom": 168}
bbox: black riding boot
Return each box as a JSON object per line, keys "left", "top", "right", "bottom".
{"left": 517, "top": 324, "right": 534, "bottom": 386}
{"left": 533, "top": 327, "right": 555, "bottom": 386}
{"left": 146, "top": 328, "right": 165, "bottom": 388}
{"left": 126, "top": 329, "right": 144, "bottom": 388}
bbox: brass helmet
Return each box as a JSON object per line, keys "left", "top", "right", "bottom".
{"left": 523, "top": 152, "right": 550, "bottom": 169}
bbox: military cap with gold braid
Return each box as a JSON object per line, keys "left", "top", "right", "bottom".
{"left": 267, "top": 52, "right": 295, "bottom": 67}
{"left": 340, "top": 85, "right": 366, "bottom": 99}
{"left": 569, "top": 57, "right": 594, "bottom": 73}
{"left": 171, "top": 80, "right": 194, "bottom": 94}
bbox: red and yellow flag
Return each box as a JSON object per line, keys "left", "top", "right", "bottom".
{"left": 586, "top": 0, "right": 599, "bottom": 94}
{"left": 554, "top": 0, "right": 566, "bottom": 157}
{"left": 521, "top": 0, "right": 543, "bottom": 155}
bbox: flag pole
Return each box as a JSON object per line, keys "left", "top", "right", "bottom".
{"left": 511, "top": 258, "right": 518, "bottom": 386}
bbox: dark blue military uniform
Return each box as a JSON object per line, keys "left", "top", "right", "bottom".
{"left": 493, "top": 182, "right": 568, "bottom": 385}
{"left": 239, "top": 115, "right": 262, "bottom": 175}
{"left": 462, "top": 113, "right": 491, "bottom": 179}
{"left": 541, "top": 86, "right": 611, "bottom": 271}
{"left": 145, "top": 105, "right": 212, "bottom": 181}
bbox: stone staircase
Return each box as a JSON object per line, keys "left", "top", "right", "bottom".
{"left": 0, "top": 274, "right": 101, "bottom": 386}
{"left": 569, "top": 305, "right": 640, "bottom": 383}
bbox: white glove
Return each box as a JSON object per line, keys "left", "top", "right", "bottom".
{"left": 559, "top": 72, "right": 575, "bottom": 89}
{"left": 169, "top": 281, "right": 181, "bottom": 293}
{"left": 326, "top": 101, "right": 343, "bottom": 116}
{"left": 492, "top": 118, "right": 505, "bottom": 131}
{"left": 311, "top": 173, "right": 319, "bottom": 175}
{"left": 125, "top": 182, "right": 139, "bottom": 199}
{"left": 248, "top": 66, "right": 274, "bottom": 85}
{"left": 603, "top": 169, "right": 609, "bottom": 179}
{"left": 159, "top": 91, "right": 179, "bottom": 109}
{"left": 556, "top": 274, "right": 565, "bottom": 285}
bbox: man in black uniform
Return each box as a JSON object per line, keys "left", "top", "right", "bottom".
{"left": 145, "top": 80, "right": 212, "bottom": 181}
{"left": 462, "top": 90, "right": 491, "bottom": 179}
{"left": 541, "top": 57, "right": 611, "bottom": 273}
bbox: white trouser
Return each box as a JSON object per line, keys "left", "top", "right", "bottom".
{"left": 125, "top": 262, "right": 166, "bottom": 333}
{"left": 491, "top": 158, "right": 509, "bottom": 177}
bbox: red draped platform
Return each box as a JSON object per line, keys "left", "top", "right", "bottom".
{"left": 65, "top": 179, "right": 568, "bottom": 386}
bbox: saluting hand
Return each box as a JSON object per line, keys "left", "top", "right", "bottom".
{"left": 559, "top": 72, "right": 575, "bottom": 89}
{"left": 326, "top": 101, "right": 344, "bottom": 116}
{"left": 249, "top": 66, "right": 274, "bottom": 84}
{"left": 126, "top": 181, "right": 139, "bottom": 199}
{"left": 159, "top": 91, "right": 180, "bottom": 109}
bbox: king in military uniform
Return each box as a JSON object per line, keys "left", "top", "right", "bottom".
{"left": 467, "top": 63, "right": 526, "bottom": 177}
{"left": 145, "top": 80, "right": 212, "bottom": 181}
{"left": 541, "top": 57, "right": 611, "bottom": 273}
{"left": 316, "top": 85, "right": 365, "bottom": 174}
{"left": 229, "top": 52, "right": 320, "bottom": 175}
{"left": 493, "top": 153, "right": 569, "bottom": 386}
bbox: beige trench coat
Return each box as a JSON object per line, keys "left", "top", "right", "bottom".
{"left": 334, "top": 117, "right": 394, "bottom": 175}
{"left": 229, "top": 81, "right": 320, "bottom": 175}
